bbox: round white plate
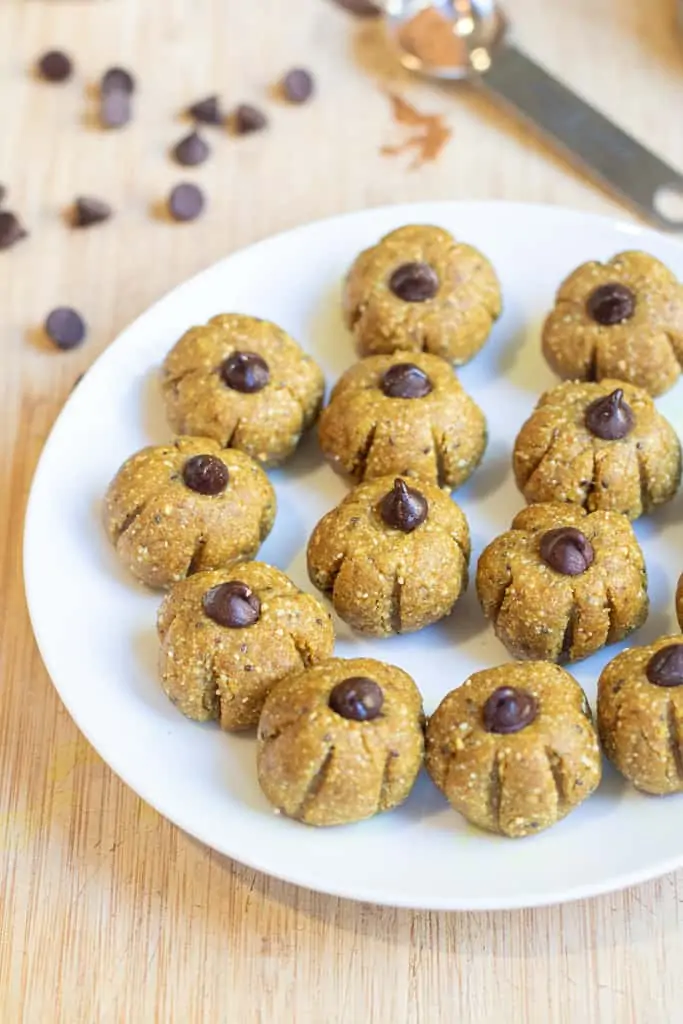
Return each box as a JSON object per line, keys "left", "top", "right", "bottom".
{"left": 24, "top": 201, "right": 683, "bottom": 911}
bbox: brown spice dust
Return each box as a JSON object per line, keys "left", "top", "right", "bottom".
{"left": 397, "top": 7, "right": 468, "bottom": 69}
{"left": 381, "top": 94, "right": 452, "bottom": 169}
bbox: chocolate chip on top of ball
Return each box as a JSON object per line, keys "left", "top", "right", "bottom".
{"left": 103, "top": 437, "right": 276, "bottom": 588}
{"left": 425, "top": 662, "right": 601, "bottom": 838}
{"left": 318, "top": 351, "right": 487, "bottom": 489}
{"left": 513, "top": 379, "right": 681, "bottom": 520}
{"left": 307, "top": 475, "right": 470, "bottom": 636}
{"left": 157, "top": 562, "right": 334, "bottom": 731}
{"left": 256, "top": 657, "right": 424, "bottom": 826}
{"left": 476, "top": 502, "right": 648, "bottom": 663}
{"left": 161, "top": 314, "right": 325, "bottom": 465}
{"left": 343, "top": 224, "right": 502, "bottom": 365}
{"left": 542, "top": 250, "right": 683, "bottom": 396}
{"left": 598, "top": 636, "right": 683, "bottom": 794}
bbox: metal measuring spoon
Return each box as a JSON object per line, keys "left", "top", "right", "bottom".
{"left": 382, "top": 0, "right": 683, "bottom": 231}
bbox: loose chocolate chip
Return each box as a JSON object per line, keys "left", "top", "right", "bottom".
{"left": 646, "top": 644, "right": 683, "bottom": 687}
{"left": 234, "top": 104, "right": 268, "bottom": 135}
{"left": 381, "top": 362, "right": 433, "bottom": 399}
{"left": 329, "top": 0, "right": 381, "bottom": 14}
{"left": 586, "top": 282, "right": 636, "bottom": 325}
{"left": 329, "top": 677, "right": 384, "bottom": 722}
{"left": 44, "top": 307, "right": 86, "bottom": 350}
{"left": 172, "top": 131, "right": 210, "bottom": 167}
{"left": 168, "top": 183, "right": 205, "bottom": 222}
{"left": 188, "top": 95, "right": 223, "bottom": 125}
{"left": 0, "top": 211, "right": 28, "bottom": 250}
{"left": 585, "top": 388, "right": 634, "bottom": 441}
{"left": 37, "top": 50, "right": 73, "bottom": 83}
{"left": 202, "top": 581, "right": 261, "bottom": 628}
{"left": 220, "top": 351, "right": 270, "bottom": 393}
{"left": 282, "top": 68, "right": 315, "bottom": 104}
{"left": 540, "top": 527, "right": 595, "bottom": 576}
{"left": 101, "top": 67, "right": 135, "bottom": 95}
{"left": 182, "top": 454, "right": 229, "bottom": 496}
{"left": 389, "top": 262, "right": 439, "bottom": 303}
{"left": 100, "top": 89, "right": 131, "bottom": 129}
{"left": 379, "top": 478, "right": 428, "bottom": 533}
{"left": 73, "top": 196, "right": 112, "bottom": 228}
{"left": 0, "top": 185, "right": 6, "bottom": 206}
{"left": 483, "top": 686, "right": 538, "bottom": 735}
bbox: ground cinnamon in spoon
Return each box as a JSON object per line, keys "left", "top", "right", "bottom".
{"left": 397, "top": 6, "right": 467, "bottom": 68}
{"left": 381, "top": 93, "right": 452, "bottom": 169}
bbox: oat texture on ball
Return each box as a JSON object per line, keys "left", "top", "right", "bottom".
{"left": 678, "top": 574, "right": 683, "bottom": 630}
{"left": 103, "top": 437, "right": 276, "bottom": 588}
{"left": 161, "top": 314, "right": 325, "bottom": 465}
{"left": 343, "top": 224, "right": 502, "bottom": 364}
{"left": 157, "top": 562, "right": 334, "bottom": 730}
{"left": 425, "top": 662, "right": 601, "bottom": 837}
{"left": 513, "top": 379, "right": 681, "bottom": 519}
{"left": 307, "top": 475, "right": 470, "bottom": 635}
{"left": 318, "top": 351, "right": 487, "bottom": 488}
{"left": 598, "top": 636, "right": 683, "bottom": 794}
{"left": 476, "top": 502, "right": 648, "bottom": 663}
{"left": 257, "top": 656, "right": 424, "bottom": 826}
{"left": 542, "top": 250, "right": 683, "bottom": 396}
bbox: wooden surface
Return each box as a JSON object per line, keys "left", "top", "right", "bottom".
{"left": 2, "top": 0, "right": 683, "bottom": 1020}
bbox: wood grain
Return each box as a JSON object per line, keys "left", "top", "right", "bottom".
{"left": 2, "top": 0, "right": 683, "bottom": 1020}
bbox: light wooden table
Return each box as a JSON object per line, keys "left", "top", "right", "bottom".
{"left": 2, "top": 1, "right": 683, "bottom": 1020}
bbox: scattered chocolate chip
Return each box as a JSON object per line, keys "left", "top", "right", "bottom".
{"left": 182, "top": 454, "right": 229, "bottom": 495}
{"left": 585, "top": 388, "right": 634, "bottom": 441}
{"left": 540, "top": 527, "right": 595, "bottom": 576}
{"left": 167, "top": 182, "right": 205, "bottom": 222}
{"left": 73, "top": 196, "right": 112, "bottom": 228}
{"left": 389, "top": 262, "right": 439, "bottom": 302}
{"left": 381, "top": 362, "right": 433, "bottom": 399}
{"left": 329, "top": 0, "right": 381, "bottom": 14}
{"left": 172, "top": 131, "right": 210, "bottom": 167}
{"left": 44, "top": 307, "right": 86, "bottom": 350}
{"left": 646, "top": 644, "right": 683, "bottom": 687}
{"left": 0, "top": 185, "right": 6, "bottom": 206}
{"left": 586, "top": 282, "right": 635, "bottom": 325}
{"left": 483, "top": 686, "right": 537, "bottom": 734}
{"left": 37, "top": 50, "right": 73, "bottom": 83}
{"left": 329, "top": 677, "right": 384, "bottom": 722}
{"left": 220, "top": 351, "right": 270, "bottom": 393}
{"left": 188, "top": 95, "right": 222, "bottom": 125}
{"left": 101, "top": 67, "right": 135, "bottom": 95}
{"left": 202, "top": 581, "right": 261, "bottom": 628}
{"left": 379, "top": 478, "right": 428, "bottom": 533}
{"left": 233, "top": 104, "right": 268, "bottom": 135}
{"left": 0, "top": 211, "right": 28, "bottom": 250}
{"left": 100, "top": 89, "right": 131, "bottom": 129}
{"left": 282, "top": 68, "right": 315, "bottom": 104}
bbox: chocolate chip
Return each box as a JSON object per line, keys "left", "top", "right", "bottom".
{"left": 168, "top": 183, "right": 205, "bottom": 222}
{"left": 483, "top": 686, "right": 537, "bottom": 734}
{"left": 586, "top": 283, "right": 635, "bottom": 325}
{"left": 101, "top": 67, "right": 135, "bottom": 95}
{"left": 646, "top": 644, "right": 683, "bottom": 687}
{"left": 329, "top": 677, "right": 384, "bottom": 722}
{"left": 100, "top": 89, "right": 131, "bottom": 129}
{"left": 389, "top": 262, "right": 439, "bottom": 303}
{"left": 44, "top": 307, "right": 86, "bottom": 350}
{"left": 182, "top": 454, "right": 229, "bottom": 496}
{"left": 234, "top": 104, "right": 268, "bottom": 135}
{"left": 202, "top": 581, "right": 261, "bottom": 628}
{"left": 0, "top": 185, "right": 6, "bottom": 206}
{"left": 381, "top": 363, "right": 433, "bottom": 399}
{"left": 282, "top": 68, "right": 314, "bottom": 104}
{"left": 0, "top": 211, "right": 28, "bottom": 250}
{"left": 329, "top": 0, "right": 381, "bottom": 14}
{"left": 585, "top": 388, "right": 634, "bottom": 441}
{"left": 220, "top": 351, "right": 270, "bottom": 393}
{"left": 540, "top": 527, "right": 595, "bottom": 576}
{"left": 188, "top": 95, "right": 223, "bottom": 125}
{"left": 172, "top": 131, "right": 210, "bottom": 167}
{"left": 379, "top": 478, "right": 428, "bottom": 533}
{"left": 37, "top": 50, "right": 73, "bottom": 83}
{"left": 73, "top": 196, "right": 112, "bottom": 228}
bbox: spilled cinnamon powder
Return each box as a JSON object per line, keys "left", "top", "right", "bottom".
{"left": 381, "top": 93, "right": 452, "bottom": 170}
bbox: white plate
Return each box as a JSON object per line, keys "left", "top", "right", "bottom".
{"left": 24, "top": 201, "right": 683, "bottom": 911}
